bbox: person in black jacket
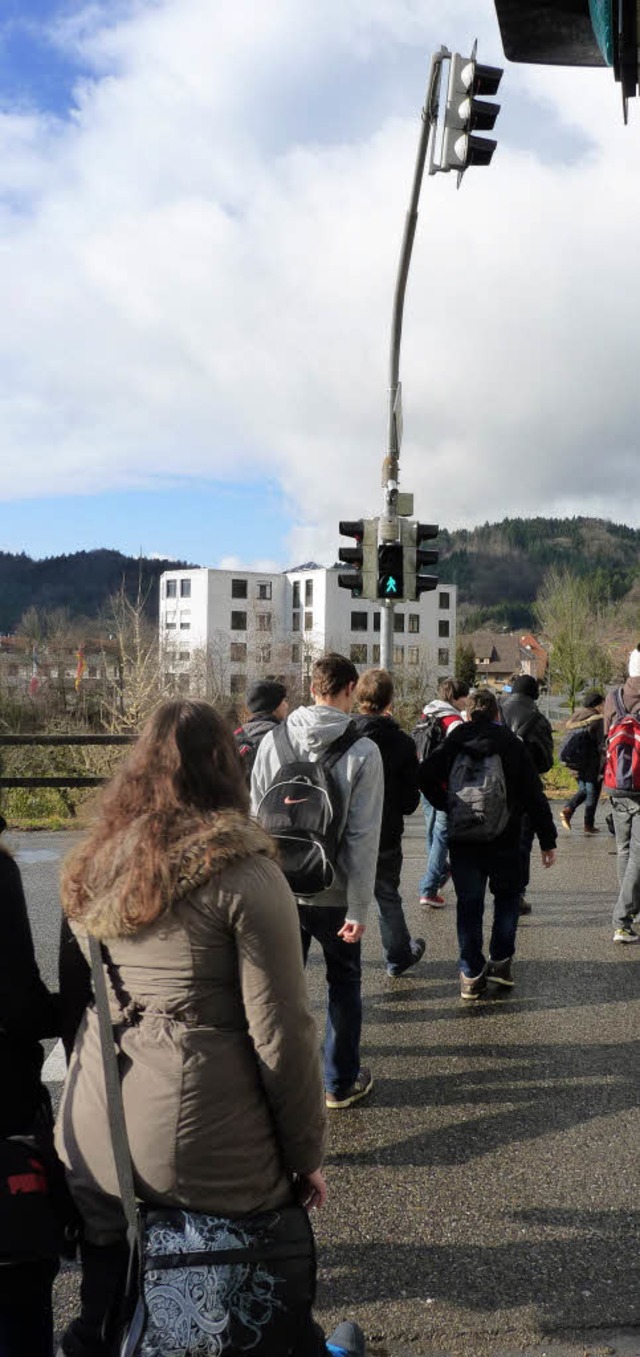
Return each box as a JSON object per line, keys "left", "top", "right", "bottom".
{"left": 0, "top": 818, "right": 62, "bottom": 1357}
{"left": 354, "top": 668, "right": 423, "bottom": 977}
{"left": 500, "top": 675, "right": 554, "bottom": 916}
{"left": 420, "top": 688, "right": 557, "bottom": 999}
{"left": 234, "top": 678, "right": 288, "bottom": 782}
{"left": 559, "top": 689, "right": 605, "bottom": 834}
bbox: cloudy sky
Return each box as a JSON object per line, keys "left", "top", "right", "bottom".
{"left": 0, "top": 0, "right": 638, "bottom": 568}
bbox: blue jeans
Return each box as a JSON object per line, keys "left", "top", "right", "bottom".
{"left": 611, "top": 795, "right": 640, "bottom": 927}
{"left": 298, "top": 905, "right": 361, "bottom": 1098}
{"left": 450, "top": 840, "right": 521, "bottom": 977}
{"left": 419, "top": 797, "right": 449, "bottom": 897}
{"left": 374, "top": 846, "right": 413, "bottom": 970}
{"left": 566, "top": 778, "right": 602, "bottom": 829}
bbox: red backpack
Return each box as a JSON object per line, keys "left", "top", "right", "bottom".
{"left": 604, "top": 688, "right": 640, "bottom": 793}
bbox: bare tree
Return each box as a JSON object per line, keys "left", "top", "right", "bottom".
{"left": 535, "top": 569, "right": 612, "bottom": 711}
{"left": 100, "top": 581, "right": 162, "bottom": 731}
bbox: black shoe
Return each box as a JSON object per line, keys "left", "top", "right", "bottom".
{"left": 326, "top": 1067, "right": 373, "bottom": 1109}
{"left": 386, "top": 937, "right": 426, "bottom": 977}
{"left": 327, "top": 1320, "right": 366, "bottom": 1357}
{"left": 487, "top": 956, "right": 514, "bottom": 987}
{"left": 460, "top": 968, "right": 487, "bottom": 1000}
{"left": 518, "top": 895, "right": 532, "bottom": 916}
{"left": 584, "top": 825, "right": 600, "bottom": 835}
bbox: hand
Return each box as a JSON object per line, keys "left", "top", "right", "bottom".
{"left": 297, "top": 1169, "right": 327, "bottom": 1212}
{"left": 541, "top": 849, "right": 556, "bottom": 867}
{"left": 337, "top": 920, "right": 365, "bottom": 943}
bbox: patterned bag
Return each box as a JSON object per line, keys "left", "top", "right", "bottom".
{"left": 88, "top": 940, "right": 316, "bottom": 1357}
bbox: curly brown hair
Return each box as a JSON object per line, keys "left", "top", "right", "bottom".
{"left": 62, "top": 700, "right": 249, "bottom": 930}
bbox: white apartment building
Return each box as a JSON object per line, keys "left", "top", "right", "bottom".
{"left": 160, "top": 564, "right": 457, "bottom": 700}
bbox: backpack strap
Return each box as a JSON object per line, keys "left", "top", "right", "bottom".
{"left": 272, "top": 719, "right": 297, "bottom": 765}
{"left": 318, "top": 720, "right": 360, "bottom": 773}
{"left": 612, "top": 686, "right": 627, "bottom": 721}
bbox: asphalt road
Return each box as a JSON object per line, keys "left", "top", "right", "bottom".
{"left": 9, "top": 813, "right": 640, "bottom": 1357}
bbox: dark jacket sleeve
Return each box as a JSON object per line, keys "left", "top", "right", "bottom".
{"left": 398, "top": 731, "right": 421, "bottom": 817}
{"left": 58, "top": 916, "right": 92, "bottom": 1059}
{"left": 418, "top": 740, "right": 454, "bottom": 811}
{"left": 512, "top": 739, "right": 557, "bottom": 851}
{"left": 0, "top": 854, "right": 61, "bottom": 1041}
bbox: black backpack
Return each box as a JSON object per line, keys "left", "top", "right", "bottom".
{"left": 559, "top": 727, "right": 591, "bottom": 773}
{"left": 506, "top": 706, "right": 554, "bottom": 775}
{"left": 410, "top": 713, "right": 444, "bottom": 764}
{"left": 255, "top": 720, "right": 360, "bottom": 897}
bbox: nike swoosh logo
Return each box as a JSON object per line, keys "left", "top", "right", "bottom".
{"left": 284, "top": 796, "right": 309, "bottom": 805}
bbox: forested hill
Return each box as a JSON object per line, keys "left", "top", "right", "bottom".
{"left": 0, "top": 549, "right": 193, "bottom": 634}
{"left": 0, "top": 517, "right": 637, "bottom": 634}
{"left": 437, "top": 516, "right": 639, "bottom": 631}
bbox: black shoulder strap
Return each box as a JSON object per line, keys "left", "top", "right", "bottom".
{"left": 613, "top": 686, "right": 627, "bottom": 721}
{"left": 318, "top": 720, "right": 360, "bottom": 774}
{"left": 272, "top": 719, "right": 297, "bottom": 765}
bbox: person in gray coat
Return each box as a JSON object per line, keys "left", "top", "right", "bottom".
{"left": 252, "top": 653, "right": 383, "bottom": 1111}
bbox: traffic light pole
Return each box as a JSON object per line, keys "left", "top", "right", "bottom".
{"left": 379, "top": 50, "right": 445, "bottom": 672}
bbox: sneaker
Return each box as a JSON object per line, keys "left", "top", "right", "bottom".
{"left": 487, "top": 956, "right": 514, "bottom": 987}
{"left": 559, "top": 808, "right": 572, "bottom": 832}
{"left": 326, "top": 1067, "right": 373, "bottom": 1109}
{"left": 613, "top": 925, "right": 640, "bottom": 944}
{"left": 386, "top": 937, "right": 426, "bottom": 978}
{"left": 584, "top": 826, "right": 600, "bottom": 835}
{"left": 460, "top": 968, "right": 487, "bottom": 1001}
{"left": 326, "top": 1321, "right": 366, "bottom": 1357}
{"left": 420, "top": 893, "right": 446, "bottom": 908}
{"left": 518, "top": 895, "right": 532, "bottom": 916}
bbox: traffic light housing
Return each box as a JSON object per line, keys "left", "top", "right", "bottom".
{"left": 401, "top": 520, "right": 439, "bottom": 600}
{"left": 377, "top": 543, "right": 404, "bottom": 601}
{"left": 338, "top": 518, "right": 378, "bottom": 598}
{"left": 440, "top": 51, "right": 503, "bottom": 178}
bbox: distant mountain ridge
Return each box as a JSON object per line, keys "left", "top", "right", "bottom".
{"left": 0, "top": 517, "right": 637, "bottom": 634}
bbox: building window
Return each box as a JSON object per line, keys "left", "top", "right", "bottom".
{"left": 231, "top": 611, "right": 247, "bottom": 631}
{"left": 292, "top": 581, "right": 301, "bottom": 608}
{"left": 351, "top": 611, "right": 368, "bottom": 631}
{"left": 291, "top": 644, "right": 301, "bottom": 663}
{"left": 165, "top": 579, "right": 177, "bottom": 598}
{"left": 165, "top": 621, "right": 176, "bottom": 630}
{"left": 180, "top": 621, "right": 191, "bottom": 630}
{"left": 292, "top": 612, "right": 301, "bottom": 632}
{"left": 180, "top": 579, "right": 191, "bottom": 598}
{"left": 305, "top": 579, "right": 313, "bottom": 606}
{"left": 394, "top": 614, "right": 405, "bottom": 633}
{"left": 393, "top": 646, "right": 404, "bottom": 665}
{"left": 438, "top": 620, "right": 450, "bottom": 638}
{"left": 350, "top": 644, "right": 367, "bottom": 664}
{"left": 231, "top": 579, "right": 248, "bottom": 599}
{"left": 179, "top": 651, "right": 190, "bottom": 661}
{"left": 258, "top": 581, "right": 272, "bottom": 600}
{"left": 178, "top": 673, "right": 190, "bottom": 693}
{"left": 304, "top": 611, "right": 313, "bottom": 631}
{"left": 230, "top": 642, "right": 246, "bottom": 662}
{"left": 438, "top": 648, "right": 450, "bottom": 666}
{"left": 372, "top": 644, "right": 380, "bottom": 663}
{"left": 257, "top": 645, "right": 272, "bottom": 664}
{"left": 408, "top": 646, "right": 420, "bottom": 666}
{"left": 408, "top": 614, "right": 420, "bottom": 634}
{"left": 230, "top": 673, "right": 246, "bottom": 695}
{"left": 439, "top": 591, "right": 450, "bottom": 610}
{"left": 373, "top": 613, "right": 381, "bottom": 633}
{"left": 257, "top": 613, "right": 272, "bottom": 632}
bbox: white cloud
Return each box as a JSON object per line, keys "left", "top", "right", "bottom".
{"left": 1, "top": 0, "right": 640, "bottom": 563}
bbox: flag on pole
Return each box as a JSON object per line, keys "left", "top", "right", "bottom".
{"left": 28, "top": 645, "right": 40, "bottom": 696}
{"left": 75, "top": 646, "right": 87, "bottom": 691}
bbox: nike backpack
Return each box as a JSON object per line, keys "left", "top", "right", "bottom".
{"left": 604, "top": 688, "right": 640, "bottom": 793}
{"left": 447, "top": 746, "right": 509, "bottom": 842}
{"left": 256, "top": 721, "right": 360, "bottom": 896}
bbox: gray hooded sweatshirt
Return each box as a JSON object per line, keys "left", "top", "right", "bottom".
{"left": 250, "top": 704, "right": 383, "bottom": 927}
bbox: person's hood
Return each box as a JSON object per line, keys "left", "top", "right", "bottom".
{"left": 285, "top": 703, "right": 355, "bottom": 755}
{"left": 621, "top": 676, "right": 640, "bottom": 713}
{"left": 63, "top": 810, "right": 276, "bottom": 941}
{"left": 421, "top": 699, "right": 462, "bottom": 720}
{"left": 566, "top": 708, "right": 602, "bottom": 730}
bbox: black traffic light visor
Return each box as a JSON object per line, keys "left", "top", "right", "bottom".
{"left": 492, "top": 0, "right": 607, "bottom": 65}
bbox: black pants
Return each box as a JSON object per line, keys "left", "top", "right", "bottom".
{"left": 0, "top": 1260, "right": 57, "bottom": 1357}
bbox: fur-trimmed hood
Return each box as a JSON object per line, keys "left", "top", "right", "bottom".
{"left": 63, "top": 809, "right": 277, "bottom": 940}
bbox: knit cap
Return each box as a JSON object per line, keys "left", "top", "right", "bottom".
{"left": 628, "top": 647, "right": 640, "bottom": 678}
{"left": 246, "top": 678, "right": 287, "bottom": 715}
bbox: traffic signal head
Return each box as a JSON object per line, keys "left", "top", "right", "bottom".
{"left": 377, "top": 543, "right": 404, "bottom": 601}
{"left": 337, "top": 518, "right": 378, "bottom": 598}
{"left": 414, "top": 522, "right": 439, "bottom": 596}
{"left": 441, "top": 51, "right": 503, "bottom": 177}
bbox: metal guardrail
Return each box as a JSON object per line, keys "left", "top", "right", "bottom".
{"left": 0, "top": 734, "right": 137, "bottom": 788}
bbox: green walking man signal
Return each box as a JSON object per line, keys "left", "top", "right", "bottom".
{"left": 377, "top": 543, "right": 404, "bottom": 600}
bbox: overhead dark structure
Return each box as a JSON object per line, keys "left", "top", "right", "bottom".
{"left": 492, "top": 0, "right": 640, "bottom": 114}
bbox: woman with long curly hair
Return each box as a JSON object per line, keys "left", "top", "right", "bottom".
{"left": 55, "top": 699, "right": 333, "bottom": 1357}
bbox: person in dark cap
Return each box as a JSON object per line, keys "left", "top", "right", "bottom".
{"left": 234, "top": 678, "right": 289, "bottom": 782}
{"left": 500, "top": 675, "right": 554, "bottom": 914}
{"left": 559, "top": 689, "right": 605, "bottom": 834}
